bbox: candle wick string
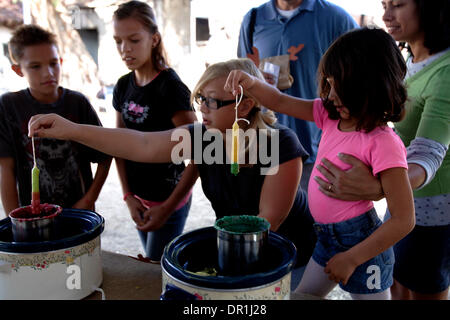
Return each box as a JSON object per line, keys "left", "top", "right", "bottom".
{"left": 235, "top": 85, "right": 250, "bottom": 125}
{"left": 32, "top": 136, "right": 37, "bottom": 167}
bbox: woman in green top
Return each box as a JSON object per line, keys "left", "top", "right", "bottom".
{"left": 311, "top": 0, "right": 450, "bottom": 300}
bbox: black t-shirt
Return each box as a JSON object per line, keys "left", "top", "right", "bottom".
{"left": 0, "top": 88, "right": 110, "bottom": 208}
{"left": 113, "top": 68, "right": 193, "bottom": 201}
{"left": 188, "top": 123, "right": 316, "bottom": 266}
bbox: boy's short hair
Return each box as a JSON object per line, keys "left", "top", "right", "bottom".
{"left": 8, "top": 24, "right": 58, "bottom": 64}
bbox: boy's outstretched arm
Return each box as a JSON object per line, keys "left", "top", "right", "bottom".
{"left": 224, "top": 70, "right": 315, "bottom": 122}
{"left": 28, "top": 114, "right": 191, "bottom": 164}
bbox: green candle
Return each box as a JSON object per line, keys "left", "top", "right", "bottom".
{"left": 31, "top": 137, "right": 40, "bottom": 214}
{"left": 32, "top": 165, "right": 39, "bottom": 193}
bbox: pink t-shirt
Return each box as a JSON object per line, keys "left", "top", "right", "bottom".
{"left": 308, "top": 99, "right": 408, "bottom": 224}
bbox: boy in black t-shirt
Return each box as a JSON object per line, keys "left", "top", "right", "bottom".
{"left": 0, "top": 25, "right": 111, "bottom": 215}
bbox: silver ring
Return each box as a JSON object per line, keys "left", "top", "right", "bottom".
{"left": 328, "top": 184, "right": 332, "bottom": 191}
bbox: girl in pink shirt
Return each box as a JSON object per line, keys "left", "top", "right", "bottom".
{"left": 225, "top": 27, "right": 415, "bottom": 299}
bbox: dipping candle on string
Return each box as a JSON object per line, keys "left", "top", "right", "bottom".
{"left": 230, "top": 85, "right": 249, "bottom": 176}
{"left": 31, "top": 136, "right": 40, "bottom": 214}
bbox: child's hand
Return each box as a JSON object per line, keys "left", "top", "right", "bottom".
{"left": 324, "top": 251, "right": 358, "bottom": 286}
{"left": 28, "top": 113, "right": 77, "bottom": 140}
{"left": 72, "top": 196, "right": 95, "bottom": 211}
{"left": 125, "top": 196, "right": 146, "bottom": 226}
{"left": 224, "top": 70, "right": 257, "bottom": 96}
{"left": 137, "top": 203, "right": 174, "bottom": 232}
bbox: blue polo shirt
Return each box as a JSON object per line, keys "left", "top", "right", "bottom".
{"left": 237, "top": 0, "right": 358, "bottom": 163}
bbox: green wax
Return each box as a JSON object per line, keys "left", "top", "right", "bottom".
{"left": 231, "top": 163, "right": 239, "bottom": 176}
{"left": 32, "top": 166, "right": 40, "bottom": 192}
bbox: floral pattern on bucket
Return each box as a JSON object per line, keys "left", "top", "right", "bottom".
{"left": 1, "top": 237, "right": 99, "bottom": 272}
{"left": 162, "top": 272, "right": 291, "bottom": 300}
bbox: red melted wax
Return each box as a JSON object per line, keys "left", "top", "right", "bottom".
{"left": 9, "top": 204, "right": 62, "bottom": 221}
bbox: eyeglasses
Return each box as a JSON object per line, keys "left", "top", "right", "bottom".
{"left": 194, "top": 94, "right": 236, "bottom": 110}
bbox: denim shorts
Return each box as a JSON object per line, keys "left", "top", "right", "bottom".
{"left": 312, "top": 208, "right": 394, "bottom": 294}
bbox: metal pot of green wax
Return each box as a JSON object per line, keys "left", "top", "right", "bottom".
{"left": 214, "top": 215, "right": 270, "bottom": 276}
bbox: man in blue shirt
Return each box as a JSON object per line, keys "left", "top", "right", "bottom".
{"left": 237, "top": 0, "right": 358, "bottom": 191}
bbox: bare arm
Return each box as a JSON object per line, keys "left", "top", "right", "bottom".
{"left": 137, "top": 162, "right": 199, "bottom": 232}
{"left": 324, "top": 167, "right": 415, "bottom": 285}
{"left": 406, "top": 163, "right": 427, "bottom": 190}
{"left": 115, "top": 112, "right": 132, "bottom": 195}
{"left": 171, "top": 110, "right": 197, "bottom": 127}
{"left": 0, "top": 157, "right": 19, "bottom": 216}
{"left": 224, "top": 70, "right": 315, "bottom": 121}
{"left": 72, "top": 158, "right": 112, "bottom": 210}
{"left": 258, "top": 157, "right": 302, "bottom": 231}
{"left": 115, "top": 108, "right": 197, "bottom": 226}
{"left": 113, "top": 113, "right": 146, "bottom": 226}
{"left": 158, "top": 162, "right": 198, "bottom": 213}
{"left": 28, "top": 113, "right": 190, "bottom": 163}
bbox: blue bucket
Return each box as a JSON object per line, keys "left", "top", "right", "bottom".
{"left": 161, "top": 226, "right": 297, "bottom": 290}
{"left": 0, "top": 209, "right": 104, "bottom": 253}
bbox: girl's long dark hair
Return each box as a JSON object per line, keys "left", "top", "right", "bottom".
{"left": 113, "top": 0, "right": 168, "bottom": 71}
{"left": 318, "top": 27, "right": 407, "bottom": 132}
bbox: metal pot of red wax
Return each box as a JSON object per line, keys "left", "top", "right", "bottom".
{"left": 9, "top": 204, "right": 62, "bottom": 242}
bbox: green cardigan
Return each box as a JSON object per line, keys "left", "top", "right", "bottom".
{"left": 395, "top": 51, "right": 450, "bottom": 198}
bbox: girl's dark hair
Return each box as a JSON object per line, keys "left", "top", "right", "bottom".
{"left": 318, "top": 27, "right": 407, "bottom": 132}
{"left": 413, "top": 0, "right": 450, "bottom": 55}
{"left": 113, "top": 0, "right": 168, "bottom": 71}
{"left": 8, "top": 24, "right": 58, "bottom": 64}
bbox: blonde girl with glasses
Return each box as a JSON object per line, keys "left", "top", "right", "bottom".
{"left": 28, "top": 58, "right": 317, "bottom": 291}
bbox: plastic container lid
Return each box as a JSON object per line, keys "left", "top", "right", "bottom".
{"left": 0, "top": 209, "right": 104, "bottom": 253}
{"left": 162, "top": 226, "right": 297, "bottom": 289}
